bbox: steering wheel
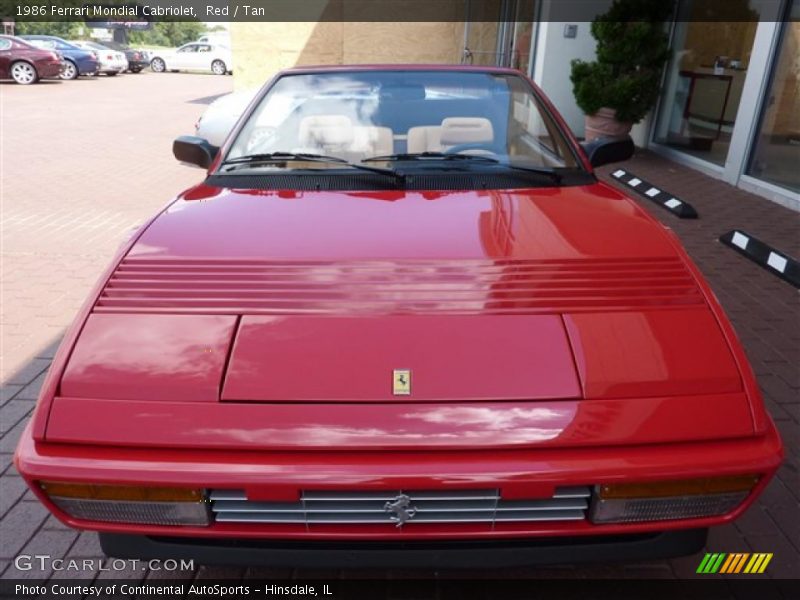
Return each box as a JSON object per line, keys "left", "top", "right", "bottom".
{"left": 444, "top": 142, "right": 500, "bottom": 156}
{"left": 245, "top": 126, "right": 277, "bottom": 153}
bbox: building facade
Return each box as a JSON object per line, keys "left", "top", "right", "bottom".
{"left": 231, "top": 0, "right": 799, "bottom": 210}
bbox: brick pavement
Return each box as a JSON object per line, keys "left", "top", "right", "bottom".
{"left": 0, "top": 75, "right": 797, "bottom": 585}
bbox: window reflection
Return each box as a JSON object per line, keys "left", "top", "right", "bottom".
{"left": 654, "top": 1, "right": 760, "bottom": 166}
{"left": 746, "top": 3, "right": 800, "bottom": 193}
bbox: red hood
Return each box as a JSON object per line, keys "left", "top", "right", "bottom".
{"left": 127, "top": 182, "right": 679, "bottom": 261}
{"left": 49, "top": 182, "right": 753, "bottom": 449}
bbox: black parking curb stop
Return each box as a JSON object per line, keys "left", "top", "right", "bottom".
{"left": 609, "top": 169, "right": 698, "bottom": 218}
{"left": 720, "top": 230, "right": 800, "bottom": 289}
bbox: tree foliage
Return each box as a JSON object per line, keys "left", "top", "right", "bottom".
{"left": 128, "top": 21, "right": 206, "bottom": 48}
{"left": 14, "top": 21, "right": 83, "bottom": 38}
{"left": 570, "top": 0, "right": 674, "bottom": 124}
{"left": 7, "top": 12, "right": 205, "bottom": 48}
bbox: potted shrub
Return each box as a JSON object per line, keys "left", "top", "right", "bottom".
{"left": 570, "top": 0, "right": 674, "bottom": 140}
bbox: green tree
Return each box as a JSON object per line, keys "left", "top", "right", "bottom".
{"left": 14, "top": 21, "right": 83, "bottom": 38}
{"left": 129, "top": 21, "right": 206, "bottom": 47}
{"left": 570, "top": 0, "right": 674, "bottom": 124}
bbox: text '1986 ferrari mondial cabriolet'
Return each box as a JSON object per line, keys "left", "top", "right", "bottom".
{"left": 16, "top": 66, "right": 782, "bottom": 568}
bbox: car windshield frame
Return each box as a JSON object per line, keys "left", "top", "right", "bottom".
{"left": 218, "top": 69, "right": 587, "bottom": 179}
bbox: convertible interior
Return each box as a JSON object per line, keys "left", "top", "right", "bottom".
{"left": 294, "top": 114, "right": 496, "bottom": 159}
{"left": 234, "top": 74, "right": 572, "bottom": 169}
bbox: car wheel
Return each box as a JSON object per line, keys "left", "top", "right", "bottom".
{"left": 130, "top": 68, "right": 142, "bottom": 73}
{"left": 10, "top": 61, "right": 38, "bottom": 85}
{"left": 211, "top": 60, "right": 227, "bottom": 75}
{"left": 60, "top": 60, "right": 78, "bottom": 80}
{"left": 150, "top": 57, "right": 166, "bottom": 73}
{"left": 106, "top": 71, "right": 119, "bottom": 76}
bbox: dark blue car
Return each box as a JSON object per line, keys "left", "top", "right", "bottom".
{"left": 19, "top": 35, "right": 98, "bottom": 80}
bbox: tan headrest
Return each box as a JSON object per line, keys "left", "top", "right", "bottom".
{"left": 298, "top": 115, "right": 354, "bottom": 148}
{"left": 440, "top": 117, "right": 494, "bottom": 146}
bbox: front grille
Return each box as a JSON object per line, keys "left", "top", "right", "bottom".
{"left": 209, "top": 487, "right": 591, "bottom": 526}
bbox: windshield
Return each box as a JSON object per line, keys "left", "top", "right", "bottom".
{"left": 225, "top": 70, "right": 580, "bottom": 170}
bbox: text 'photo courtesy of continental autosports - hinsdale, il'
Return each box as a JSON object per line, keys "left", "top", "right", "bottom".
{"left": 14, "top": 65, "right": 784, "bottom": 569}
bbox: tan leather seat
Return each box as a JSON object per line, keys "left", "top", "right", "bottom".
{"left": 298, "top": 115, "right": 355, "bottom": 151}
{"left": 406, "top": 126, "right": 442, "bottom": 153}
{"left": 352, "top": 126, "right": 394, "bottom": 156}
{"left": 407, "top": 117, "right": 494, "bottom": 153}
{"left": 297, "top": 115, "right": 393, "bottom": 158}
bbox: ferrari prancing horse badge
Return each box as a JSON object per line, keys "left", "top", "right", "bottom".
{"left": 393, "top": 369, "right": 411, "bottom": 395}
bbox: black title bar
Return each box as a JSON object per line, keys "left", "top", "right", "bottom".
{"left": 3, "top": 0, "right": 795, "bottom": 23}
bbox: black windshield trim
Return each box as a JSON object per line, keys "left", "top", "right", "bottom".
{"left": 205, "top": 168, "right": 593, "bottom": 192}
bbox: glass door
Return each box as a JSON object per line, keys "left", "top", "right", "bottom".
{"left": 462, "top": 0, "right": 537, "bottom": 70}
{"left": 506, "top": 2, "right": 536, "bottom": 75}
{"left": 745, "top": 1, "right": 800, "bottom": 193}
{"left": 653, "top": 0, "right": 760, "bottom": 167}
{"left": 462, "top": 21, "right": 504, "bottom": 65}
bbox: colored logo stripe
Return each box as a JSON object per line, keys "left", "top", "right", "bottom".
{"left": 697, "top": 553, "right": 773, "bottom": 574}
{"left": 721, "top": 553, "right": 749, "bottom": 573}
{"left": 745, "top": 553, "right": 773, "bottom": 574}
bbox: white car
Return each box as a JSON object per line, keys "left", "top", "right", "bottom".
{"left": 69, "top": 41, "right": 127, "bottom": 75}
{"left": 150, "top": 42, "right": 232, "bottom": 76}
{"left": 195, "top": 89, "right": 258, "bottom": 147}
{"left": 197, "top": 33, "right": 231, "bottom": 46}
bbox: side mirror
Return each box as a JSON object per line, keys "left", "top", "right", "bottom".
{"left": 173, "top": 135, "right": 219, "bottom": 169}
{"left": 580, "top": 136, "right": 634, "bottom": 168}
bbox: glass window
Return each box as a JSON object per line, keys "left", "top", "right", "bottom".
{"left": 0, "top": 39, "right": 11, "bottom": 51}
{"left": 746, "top": 3, "right": 800, "bottom": 193}
{"left": 29, "top": 39, "right": 56, "bottom": 50}
{"left": 654, "top": 1, "right": 761, "bottom": 166}
{"left": 226, "top": 70, "right": 579, "bottom": 168}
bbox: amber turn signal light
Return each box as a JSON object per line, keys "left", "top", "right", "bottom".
{"left": 39, "top": 481, "right": 209, "bottom": 527}
{"left": 39, "top": 481, "right": 203, "bottom": 502}
{"left": 598, "top": 475, "right": 759, "bottom": 499}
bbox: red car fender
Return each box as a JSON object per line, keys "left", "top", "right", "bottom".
{"left": 29, "top": 194, "right": 184, "bottom": 440}
{"left": 653, "top": 221, "right": 771, "bottom": 434}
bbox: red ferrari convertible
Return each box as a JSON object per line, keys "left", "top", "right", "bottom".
{"left": 16, "top": 66, "right": 782, "bottom": 568}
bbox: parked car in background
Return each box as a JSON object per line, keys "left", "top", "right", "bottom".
{"left": 18, "top": 35, "right": 97, "bottom": 80}
{"left": 69, "top": 41, "right": 127, "bottom": 76}
{"left": 102, "top": 40, "right": 149, "bottom": 73}
{"left": 0, "top": 35, "right": 63, "bottom": 84}
{"left": 194, "top": 88, "right": 258, "bottom": 146}
{"left": 16, "top": 66, "right": 783, "bottom": 568}
{"left": 150, "top": 42, "right": 232, "bottom": 75}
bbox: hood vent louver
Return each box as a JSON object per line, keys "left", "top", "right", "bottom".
{"left": 94, "top": 257, "right": 705, "bottom": 315}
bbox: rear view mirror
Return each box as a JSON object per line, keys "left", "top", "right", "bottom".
{"left": 173, "top": 136, "right": 219, "bottom": 169}
{"left": 580, "top": 136, "right": 634, "bottom": 168}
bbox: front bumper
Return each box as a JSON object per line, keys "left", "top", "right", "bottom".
{"left": 15, "top": 418, "right": 783, "bottom": 544}
{"left": 100, "top": 528, "right": 707, "bottom": 568}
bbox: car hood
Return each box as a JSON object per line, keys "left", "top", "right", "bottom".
{"left": 127, "top": 182, "right": 680, "bottom": 261}
{"left": 48, "top": 182, "right": 752, "bottom": 448}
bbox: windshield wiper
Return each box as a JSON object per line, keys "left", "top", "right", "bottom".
{"left": 221, "top": 151, "right": 351, "bottom": 167}
{"left": 363, "top": 152, "right": 498, "bottom": 164}
{"left": 220, "top": 152, "right": 406, "bottom": 185}
{"left": 363, "top": 152, "right": 562, "bottom": 183}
